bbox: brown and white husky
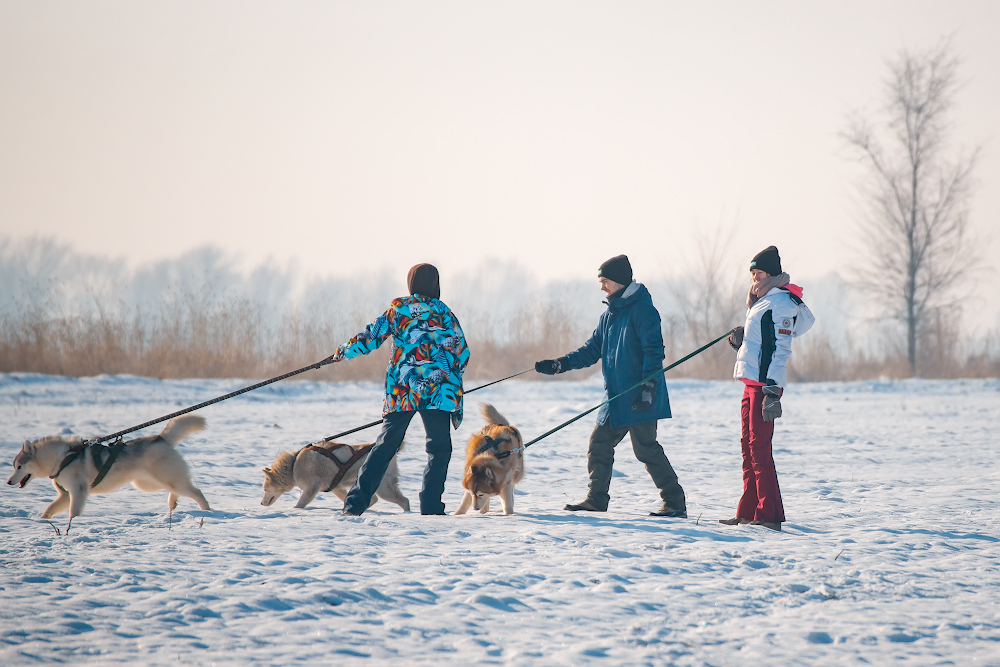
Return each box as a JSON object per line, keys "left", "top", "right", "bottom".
{"left": 455, "top": 403, "right": 525, "bottom": 516}
{"left": 261, "top": 441, "right": 410, "bottom": 511}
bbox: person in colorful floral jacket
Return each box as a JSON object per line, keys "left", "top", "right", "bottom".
{"left": 333, "top": 263, "right": 470, "bottom": 516}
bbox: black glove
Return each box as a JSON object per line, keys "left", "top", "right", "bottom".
{"left": 631, "top": 381, "right": 656, "bottom": 411}
{"left": 728, "top": 326, "right": 744, "bottom": 351}
{"left": 762, "top": 385, "right": 783, "bottom": 422}
{"left": 535, "top": 359, "right": 562, "bottom": 375}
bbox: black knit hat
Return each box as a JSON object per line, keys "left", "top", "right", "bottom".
{"left": 407, "top": 263, "right": 440, "bottom": 299}
{"left": 749, "top": 246, "right": 781, "bottom": 276}
{"left": 598, "top": 254, "right": 633, "bottom": 286}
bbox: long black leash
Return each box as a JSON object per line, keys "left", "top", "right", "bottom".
{"left": 82, "top": 354, "right": 337, "bottom": 447}
{"left": 58, "top": 364, "right": 532, "bottom": 483}
{"left": 54, "top": 355, "right": 339, "bottom": 485}
{"left": 321, "top": 368, "right": 534, "bottom": 442}
{"left": 522, "top": 329, "right": 736, "bottom": 450}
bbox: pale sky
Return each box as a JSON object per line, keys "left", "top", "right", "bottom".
{"left": 1, "top": 2, "right": 998, "bottom": 317}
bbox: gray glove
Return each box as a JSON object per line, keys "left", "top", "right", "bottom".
{"left": 728, "top": 326, "right": 744, "bottom": 350}
{"left": 762, "top": 385, "right": 782, "bottom": 422}
{"left": 631, "top": 381, "right": 656, "bottom": 411}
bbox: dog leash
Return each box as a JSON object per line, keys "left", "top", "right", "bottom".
{"left": 81, "top": 354, "right": 340, "bottom": 447}
{"left": 57, "top": 355, "right": 339, "bottom": 487}
{"left": 320, "top": 368, "right": 534, "bottom": 442}
{"left": 521, "top": 329, "right": 736, "bottom": 450}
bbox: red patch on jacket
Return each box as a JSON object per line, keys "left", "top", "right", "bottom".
{"left": 778, "top": 328, "right": 792, "bottom": 335}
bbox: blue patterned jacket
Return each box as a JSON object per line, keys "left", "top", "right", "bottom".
{"left": 333, "top": 296, "right": 470, "bottom": 428}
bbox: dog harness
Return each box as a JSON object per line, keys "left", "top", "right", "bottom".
{"left": 475, "top": 435, "right": 523, "bottom": 460}
{"left": 52, "top": 437, "right": 129, "bottom": 489}
{"left": 302, "top": 443, "right": 374, "bottom": 493}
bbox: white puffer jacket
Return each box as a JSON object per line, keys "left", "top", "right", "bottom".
{"left": 734, "top": 287, "right": 815, "bottom": 388}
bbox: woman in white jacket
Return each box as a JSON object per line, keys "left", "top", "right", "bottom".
{"left": 722, "top": 246, "right": 814, "bottom": 531}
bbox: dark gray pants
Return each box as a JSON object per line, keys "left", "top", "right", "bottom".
{"left": 584, "top": 420, "right": 686, "bottom": 512}
{"left": 343, "top": 409, "right": 452, "bottom": 515}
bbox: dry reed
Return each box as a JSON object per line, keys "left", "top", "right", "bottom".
{"left": 1, "top": 237, "right": 996, "bottom": 382}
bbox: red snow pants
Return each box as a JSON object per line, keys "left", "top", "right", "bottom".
{"left": 737, "top": 384, "right": 786, "bottom": 523}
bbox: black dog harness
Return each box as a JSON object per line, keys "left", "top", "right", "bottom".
{"left": 302, "top": 443, "right": 374, "bottom": 492}
{"left": 52, "top": 437, "right": 129, "bottom": 489}
{"left": 476, "top": 435, "right": 523, "bottom": 461}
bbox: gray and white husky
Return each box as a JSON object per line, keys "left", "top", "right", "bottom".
{"left": 7, "top": 415, "right": 211, "bottom": 532}
{"left": 261, "top": 441, "right": 410, "bottom": 511}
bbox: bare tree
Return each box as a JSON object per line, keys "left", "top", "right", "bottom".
{"left": 667, "top": 220, "right": 744, "bottom": 378}
{"left": 842, "top": 41, "right": 980, "bottom": 376}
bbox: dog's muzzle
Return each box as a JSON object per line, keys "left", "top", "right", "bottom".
{"left": 9, "top": 473, "right": 31, "bottom": 488}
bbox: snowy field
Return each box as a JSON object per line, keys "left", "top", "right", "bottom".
{"left": 1, "top": 373, "right": 999, "bottom": 666}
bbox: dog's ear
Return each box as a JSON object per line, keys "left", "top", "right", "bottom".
{"left": 485, "top": 467, "right": 495, "bottom": 481}
{"left": 22, "top": 440, "right": 33, "bottom": 455}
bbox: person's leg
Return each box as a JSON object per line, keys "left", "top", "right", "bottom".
{"left": 746, "top": 386, "right": 785, "bottom": 523}
{"left": 628, "top": 421, "right": 686, "bottom": 513}
{"left": 735, "top": 386, "right": 759, "bottom": 521}
{"left": 343, "top": 411, "right": 414, "bottom": 515}
{"left": 579, "top": 421, "right": 629, "bottom": 511}
{"left": 417, "top": 409, "right": 453, "bottom": 515}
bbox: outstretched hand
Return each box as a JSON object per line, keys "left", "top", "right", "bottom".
{"left": 535, "top": 359, "right": 561, "bottom": 375}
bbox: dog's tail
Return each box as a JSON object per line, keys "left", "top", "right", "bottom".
{"left": 158, "top": 415, "right": 207, "bottom": 447}
{"left": 479, "top": 403, "right": 509, "bottom": 426}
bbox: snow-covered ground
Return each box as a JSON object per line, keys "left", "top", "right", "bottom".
{"left": 1, "top": 373, "right": 999, "bottom": 666}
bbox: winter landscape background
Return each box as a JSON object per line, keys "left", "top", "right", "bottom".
{"left": 3, "top": 2, "right": 1000, "bottom": 665}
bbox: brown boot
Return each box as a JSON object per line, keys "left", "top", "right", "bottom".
{"left": 564, "top": 499, "right": 604, "bottom": 512}
{"left": 750, "top": 520, "right": 781, "bottom": 532}
{"left": 649, "top": 504, "right": 687, "bottom": 518}
{"left": 718, "top": 517, "right": 750, "bottom": 526}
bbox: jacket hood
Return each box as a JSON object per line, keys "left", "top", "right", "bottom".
{"left": 784, "top": 283, "right": 803, "bottom": 298}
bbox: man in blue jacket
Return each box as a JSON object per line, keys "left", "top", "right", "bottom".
{"left": 535, "top": 255, "right": 686, "bottom": 517}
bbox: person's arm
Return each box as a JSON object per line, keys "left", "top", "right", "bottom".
{"left": 628, "top": 305, "right": 667, "bottom": 410}
{"left": 763, "top": 301, "right": 796, "bottom": 387}
{"left": 331, "top": 306, "right": 394, "bottom": 362}
{"left": 634, "top": 305, "right": 666, "bottom": 380}
{"left": 450, "top": 315, "right": 471, "bottom": 375}
{"left": 535, "top": 325, "right": 603, "bottom": 375}
{"left": 793, "top": 301, "right": 816, "bottom": 337}
{"left": 559, "top": 325, "right": 604, "bottom": 371}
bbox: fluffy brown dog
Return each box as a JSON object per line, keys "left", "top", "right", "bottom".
{"left": 455, "top": 403, "right": 524, "bottom": 515}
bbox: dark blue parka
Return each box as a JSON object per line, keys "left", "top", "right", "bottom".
{"left": 559, "top": 282, "right": 671, "bottom": 428}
